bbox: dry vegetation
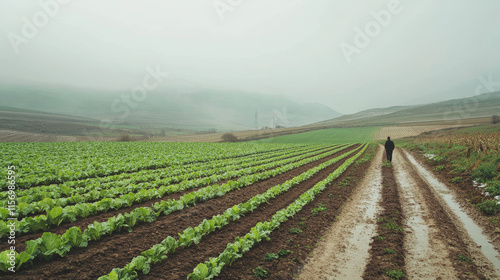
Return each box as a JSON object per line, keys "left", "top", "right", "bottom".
{"left": 417, "top": 130, "right": 500, "bottom": 156}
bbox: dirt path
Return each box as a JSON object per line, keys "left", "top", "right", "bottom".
{"left": 299, "top": 146, "right": 500, "bottom": 279}
{"left": 298, "top": 145, "right": 384, "bottom": 279}
{"left": 393, "top": 149, "right": 457, "bottom": 279}
{"left": 402, "top": 149, "right": 500, "bottom": 279}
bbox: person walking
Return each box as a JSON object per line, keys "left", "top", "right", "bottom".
{"left": 385, "top": 136, "right": 395, "bottom": 162}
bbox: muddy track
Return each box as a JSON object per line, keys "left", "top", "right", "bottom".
{"left": 0, "top": 146, "right": 343, "bottom": 252}
{"left": 362, "top": 148, "right": 405, "bottom": 279}
{"left": 298, "top": 146, "right": 499, "bottom": 280}
{"left": 2, "top": 145, "right": 359, "bottom": 280}
{"left": 395, "top": 149, "right": 462, "bottom": 279}
{"left": 401, "top": 149, "right": 499, "bottom": 279}
{"left": 405, "top": 148, "right": 500, "bottom": 253}
{"left": 298, "top": 145, "right": 384, "bottom": 279}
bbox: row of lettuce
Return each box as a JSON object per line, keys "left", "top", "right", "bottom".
{"left": 0, "top": 144, "right": 317, "bottom": 203}
{"left": 0, "top": 145, "right": 356, "bottom": 272}
{"left": 0, "top": 142, "right": 310, "bottom": 189}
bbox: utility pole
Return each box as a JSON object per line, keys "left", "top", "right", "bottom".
{"left": 255, "top": 110, "right": 258, "bottom": 129}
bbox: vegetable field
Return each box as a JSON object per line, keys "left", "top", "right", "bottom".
{"left": 0, "top": 142, "right": 371, "bottom": 279}
{"left": 256, "top": 127, "right": 379, "bottom": 144}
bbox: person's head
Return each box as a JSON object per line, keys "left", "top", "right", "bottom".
{"left": 387, "top": 137, "right": 391, "bottom": 140}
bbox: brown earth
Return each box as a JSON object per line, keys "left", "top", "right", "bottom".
{"left": 295, "top": 146, "right": 497, "bottom": 280}
{"left": 5, "top": 143, "right": 499, "bottom": 279}
{"left": 406, "top": 147, "right": 500, "bottom": 252}
{"left": 362, "top": 150, "right": 406, "bottom": 279}
{"left": 397, "top": 150, "right": 485, "bottom": 279}
{"left": 298, "top": 145, "right": 384, "bottom": 279}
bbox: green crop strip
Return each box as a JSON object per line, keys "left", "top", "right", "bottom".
{"left": 2, "top": 145, "right": 330, "bottom": 219}
{"left": 0, "top": 145, "right": 341, "bottom": 237}
{"left": 96, "top": 145, "right": 365, "bottom": 279}
{"left": 0, "top": 145, "right": 355, "bottom": 272}
{"left": 0, "top": 142, "right": 309, "bottom": 190}
{"left": 0, "top": 144, "right": 318, "bottom": 203}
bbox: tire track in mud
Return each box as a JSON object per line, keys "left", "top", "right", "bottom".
{"left": 298, "top": 146, "right": 384, "bottom": 279}
{"left": 402, "top": 149, "right": 500, "bottom": 279}
{"left": 393, "top": 149, "right": 457, "bottom": 279}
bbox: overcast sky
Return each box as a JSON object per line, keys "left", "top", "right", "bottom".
{"left": 1, "top": 0, "right": 500, "bottom": 114}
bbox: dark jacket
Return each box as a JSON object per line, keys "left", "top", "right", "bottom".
{"left": 385, "top": 140, "right": 395, "bottom": 151}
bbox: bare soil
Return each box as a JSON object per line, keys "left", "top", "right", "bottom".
{"left": 298, "top": 145, "right": 384, "bottom": 280}
{"left": 362, "top": 149, "right": 406, "bottom": 279}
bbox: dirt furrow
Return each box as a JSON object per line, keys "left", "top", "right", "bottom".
{"left": 402, "top": 149, "right": 498, "bottom": 279}
{"left": 363, "top": 146, "right": 405, "bottom": 280}
{"left": 393, "top": 149, "right": 457, "bottom": 279}
{"left": 1, "top": 145, "right": 358, "bottom": 280}
{"left": 298, "top": 145, "right": 384, "bottom": 279}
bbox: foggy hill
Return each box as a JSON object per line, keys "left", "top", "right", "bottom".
{"left": 0, "top": 84, "right": 341, "bottom": 132}
{"left": 316, "top": 91, "right": 500, "bottom": 127}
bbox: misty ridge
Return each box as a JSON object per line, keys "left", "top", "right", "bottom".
{"left": 0, "top": 82, "right": 341, "bottom": 132}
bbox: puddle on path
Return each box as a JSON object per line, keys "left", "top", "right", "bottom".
{"left": 298, "top": 147, "right": 384, "bottom": 280}
{"left": 394, "top": 151, "right": 456, "bottom": 279}
{"left": 404, "top": 150, "right": 500, "bottom": 277}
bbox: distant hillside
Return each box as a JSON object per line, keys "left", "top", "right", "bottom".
{"left": 0, "top": 84, "right": 341, "bottom": 132}
{"left": 316, "top": 91, "right": 500, "bottom": 127}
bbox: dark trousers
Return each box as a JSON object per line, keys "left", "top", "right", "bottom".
{"left": 386, "top": 150, "right": 393, "bottom": 162}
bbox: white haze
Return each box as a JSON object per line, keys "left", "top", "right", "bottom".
{"left": 1, "top": 0, "right": 500, "bottom": 114}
